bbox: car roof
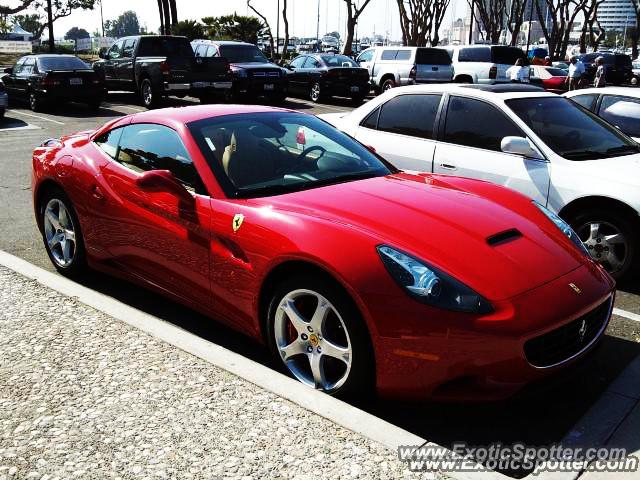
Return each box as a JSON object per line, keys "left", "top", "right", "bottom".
{"left": 380, "top": 83, "right": 554, "bottom": 100}
{"left": 192, "top": 39, "right": 253, "bottom": 47}
{"left": 565, "top": 86, "right": 640, "bottom": 97}
{"left": 30, "top": 54, "right": 78, "bottom": 59}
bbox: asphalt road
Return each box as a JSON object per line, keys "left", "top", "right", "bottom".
{"left": 1, "top": 91, "right": 639, "bottom": 478}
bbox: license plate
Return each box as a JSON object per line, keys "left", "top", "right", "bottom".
{"left": 350, "top": 86, "right": 359, "bottom": 92}
{"left": 192, "top": 81, "right": 209, "bottom": 88}
{"left": 264, "top": 83, "right": 275, "bottom": 91}
{"left": 69, "top": 78, "right": 83, "bottom": 85}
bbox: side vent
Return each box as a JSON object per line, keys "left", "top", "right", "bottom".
{"left": 486, "top": 228, "right": 522, "bottom": 246}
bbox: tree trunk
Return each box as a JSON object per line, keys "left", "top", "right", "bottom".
{"left": 46, "top": 0, "right": 54, "bottom": 53}
{"left": 161, "top": 0, "right": 171, "bottom": 34}
{"left": 248, "top": 0, "right": 275, "bottom": 59}
{"left": 157, "top": 0, "right": 165, "bottom": 35}
{"left": 281, "top": 0, "right": 289, "bottom": 64}
{"left": 169, "top": 0, "right": 178, "bottom": 27}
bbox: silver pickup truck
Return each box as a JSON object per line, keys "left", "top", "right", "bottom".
{"left": 356, "top": 46, "right": 453, "bottom": 93}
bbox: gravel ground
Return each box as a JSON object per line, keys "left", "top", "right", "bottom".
{"left": 0, "top": 266, "right": 440, "bottom": 480}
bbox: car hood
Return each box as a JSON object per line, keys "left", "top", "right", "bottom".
{"left": 265, "top": 173, "right": 584, "bottom": 301}
{"left": 568, "top": 153, "right": 640, "bottom": 184}
{"left": 231, "top": 62, "right": 281, "bottom": 70}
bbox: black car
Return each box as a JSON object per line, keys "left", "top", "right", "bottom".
{"left": 285, "top": 53, "right": 370, "bottom": 104}
{"left": 577, "top": 52, "right": 633, "bottom": 85}
{"left": 191, "top": 40, "right": 287, "bottom": 102}
{"left": 2, "top": 54, "right": 105, "bottom": 111}
{"left": 94, "top": 35, "right": 231, "bottom": 109}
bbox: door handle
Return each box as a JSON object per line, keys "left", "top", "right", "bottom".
{"left": 90, "top": 184, "right": 104, "bottom": 200}
{"left": 440, "top": 163, "right": 457, "bottom": 170}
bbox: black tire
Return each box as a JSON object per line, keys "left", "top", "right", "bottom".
{"left": 87, "top": 100, "right": 102, "bottom": 111}
{"left": 38, "top": 187, "right": 87, "bottom": 278}
{"left": 265, "top": 273, "right": 374, "bottom": 399}
{"left": 271, "top": 91, "right": 287, "bottom": 104}
{"left": 380, "top": 77, "right": 396, "bottom": 92}
{"left": 139, "top": 78, "right": 160, "bottom": 109}
{"left": 309, "top": 82, "right": 323, "bottom": 103}
{"left": 567, "top": 208, "right": 638, "bottom": 280}
{"left": 29, "top": 91, "right": 45, "bottom": 112}
{"left": 351, "top": 94, "right": 367, "bottom": 106}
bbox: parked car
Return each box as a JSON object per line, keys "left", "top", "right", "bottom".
{"left": 32, "top": 104, "right": 615, "bottom": 400}
{"left": 630, "top": 61, "right": 640, "bottom": 85}
{"left": 2, "top": 54, "right": 104, "bottom": 112}
{"left": 576, "top": 52, "right": 633, "bottom": 86}
{"left": 284, "top": 53, "right": 369, "bottom": 103}
{"left": 444, "top": 45, "right": 528, "bottom": 84}
{"left": 565, "top": 87, "right": 640, "bottom": 142}
{"left": 0, "top": 78, "right": 7, "bottom": 119}
{"left": 530, "top": 65, "right": 568, "bottom": 93}
{"left": 553, "top": 61, "right": 570, "bottom": 70}
{"left": 94, "top": 35, "right": 232, "bottom": 109}
{"left": 191, "top": 40, "right": 288, "bottom": 102}
{"left": 320, "top": 83, "right": 640, "bottom": 279}
{"left": 355, "top": 46, "right": 453, "bottom": 93}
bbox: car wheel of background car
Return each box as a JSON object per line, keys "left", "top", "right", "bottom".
{"left": 381, "top": 78, "right": 396, "bottom": 92}
{"left": 309, "top": 82, "right": 323, "bottom": 103}
{"left": 454, "top": 75, "right": 473, "bottom": 84}
{"left": 569, "top": 209, "right": 638, "bottom": 280}
{"left": 266, "top": 274, "right": 373, "bottom": 398}
{"left": 87, "top": 100, "right": 101, "bottom": 111}
{"left": 29, "top": 92, "right": 44, "bottom": 112}
{"left": 351, "top": 93, "right": 367, "bottom": 105}
{"left": 39, "top": 188, "right": 86, "bottom": 277}
{"left": 631, "top": 77, "right": 639, "bottom": 86}
{"left": 140, "top": 78, "right": 159, "bottom": 109}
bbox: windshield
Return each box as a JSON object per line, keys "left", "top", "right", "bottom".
{"left": 506, "top": 97, "right": 639, "bottom": 160}
{"left": 188, "top": 112, "right": 394, "bottom": 198}
{"left": 321, "top": 55, "right": 358, "bottom": 67}
{"left": 219, "top": 45, "right": 268, "bottom": 63}
{"left": 37, "top": 56, "right": 90, "bottom": 71}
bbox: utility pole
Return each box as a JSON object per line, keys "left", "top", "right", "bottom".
{"left": 99, "top": 0, "right": 105, "bottom": 37}
{"left": 276, "top": 0, "right": 280, "bottom": 58}
{"left": 316, "top": 0, "right": 320, "bottom": 44}
{"left": 47, "top": 0, "right": 54, "bottom": 53}
{"left": 525, "top": 0, "right": 535, "bottom": 53}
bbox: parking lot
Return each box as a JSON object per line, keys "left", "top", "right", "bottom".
{"left": 1, "top": 91, "right": 640, "bottom": 478}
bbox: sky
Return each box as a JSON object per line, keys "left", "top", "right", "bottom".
{"left": 9, "top": 0, "right": 469, "bottom": 41}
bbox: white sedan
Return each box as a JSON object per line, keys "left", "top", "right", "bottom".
{"left": 565, "top": 87, "right": 640, "bottom": 142}
{"left": 320, "top": 83, "right": 640, "bottom": 279}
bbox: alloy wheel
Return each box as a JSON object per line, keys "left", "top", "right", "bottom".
{"left": 577, "top": 220, "right": 628, "bottom": 275}
{"left": 43, "top": 198, "right": 77, "bottom": 268}
{"left": 274, "top": 289, "right": 352, "bottom": 392}
{"left": 142, "top": 82, "right": 153, "bottom": 107}
{"left": 310, "top": 83, "right": 321, "bottom": 102}
{"left": 382, "top": 80, "right": 395, "bottom": 91}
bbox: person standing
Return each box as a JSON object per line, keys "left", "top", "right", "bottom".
{"left": 506, "top": 58, "right": 530, "bottom": 83}
{"left": 565, "top": 56, "right": 585, "bottom": 90}
{"left": 594, "top": 57, "right": 606, "bottom": 88}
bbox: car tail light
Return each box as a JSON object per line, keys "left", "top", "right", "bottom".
{"left": 160, "top": 60, "right": 170, "bottom": 75}
{"left": 489, "top": 66, "right": 497, "bottom": 79}
{"left": 41, "top": 74, "right": 60, "bottom": 86}
{"left": 409, "top": 65, "right": 416, "bottom": 80}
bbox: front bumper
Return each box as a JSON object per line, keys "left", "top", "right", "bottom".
{"left": 369, "top": 262, "right": 615, "bottom": 400}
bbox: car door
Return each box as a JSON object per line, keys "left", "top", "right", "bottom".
{"left": 17, "top": 56, "right": 36, "bottom": 99}
{"left": 596, "top": 94, "right": 640, "bottom": 140}
{"left": 287, "top": 55, "right": 308, "bottom": 94}
{"left": 115, "top": 38, "right": 136, "bottom": 89}
{"left": 94, "top": 123, "right": 212, "bottom": 308}
{"left": 433, "top": 95, "right": 550, "bottom": 204}
{"left": 354, "top": 93, "right": 443, "bottom": 172}
{"left": 3, "top": 57, "right": 25, "bottom": 97}
{"left": 102, "top": 40, "right": 123, "bottom": 88}
{"left": 304, "top": 56, "right": 323, "bottom": 87}
{"left": 356, "top": 48, "right": 375, "bottom": 77}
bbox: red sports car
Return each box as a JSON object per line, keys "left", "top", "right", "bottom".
{"left": 32, "top": 105, "right": 615, "bottom": 400}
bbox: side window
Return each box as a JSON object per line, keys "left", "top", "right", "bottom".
{"left": 290, "top": 56, "right": 306, "bottom": 68}
{"left": 117, "top": 124, "right": 203, "bottom": 192}
{"left": 357, "top": 49, "right": 374, "bottom": 62}
{"left": 600, "top": 95, "right": 640, "bottom": 138}
{"left": 381, "top": 49, "right": 398, "bottom": 60}
{"left": 194, "top": 44, "right": 206, "bottom": 57}
{"left": 94, "top": 127, "right": 124, "bottom": 159}
{"left": 13, "top": 57, "right": 26, "bottom": 74}
{"left": 570, "top": 94, "right": 598, "bottom": 112}
{"left": 302, "top": 57, "right": 318, "bottom": 68}
{"left": 377, "top": 94, "right": 442, "bottom": 139}
{"left": 395, "top": 50, "right": 412, "bottom": 61}
{"left": 361, "top": 106, "right": 380, "bottom": 130}
{"left": 21, "top": 57, "right": 35, "bottom": 75}
{"left": 122, "top": 39, "right": 136, "bottom": 58}
{"left": 444, "top": 97, "right": 524, "bottom": 151}
{"left": 206, "top": 45, "right": 218, "bottom": 57}
{"left": 458, "top": 48, "right": 490, "bottom": 62}
{"left": 108, "top": 41, "right": 123, "bottom": 59}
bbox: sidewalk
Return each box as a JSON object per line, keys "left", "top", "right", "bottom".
{"left": 0, "top": 266, "right": 433, "bottom": 479}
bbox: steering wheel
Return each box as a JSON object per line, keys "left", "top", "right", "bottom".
{"left": 566, "top": 130, "right": 581, "bottom": 143}
{"left": 298, "top": 145, "right": 326, "bottom": 163}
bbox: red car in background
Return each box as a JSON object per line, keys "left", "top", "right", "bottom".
{"left": 531, "top": 65, "right": 568, "bottom": 93}
{"left": 32, "top": 105, "right": 614, "bottom": 400}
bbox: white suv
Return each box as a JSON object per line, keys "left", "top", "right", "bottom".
{"left": 441, "top": 45, "right": 529, "bottom": 84}
{"left": 321, "top": 83, "right": 640, "bottom": 279}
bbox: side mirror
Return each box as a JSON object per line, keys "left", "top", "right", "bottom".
{"left": 284, "top": 63, "right": 293, "bottom": 70}
{"left": 98, "top": 51, "right": 107, "bottom": 60}
{"left": 501, "top": 136, "right": 544, "bottom": 160}
{"left": 4, "top": 67, "right": 12, "bottom": 74}
{"left": 135, "top": 170, "right": 193, "bottom": 203}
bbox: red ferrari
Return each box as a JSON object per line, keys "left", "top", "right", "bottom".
{"left": 32, "top": 105, "right": 615, "bottom": 400}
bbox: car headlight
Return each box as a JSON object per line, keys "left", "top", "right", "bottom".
{"left": 377, "top": 245, "right": 493, "bottom": 314}
{"left": 533, "top": 202, "right": 589, "bottom": 255}
{"left": 231, "top": 67, "right": 247, "bottom": 78}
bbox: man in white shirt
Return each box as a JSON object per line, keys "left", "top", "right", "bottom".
{"left": 566, "top": 56, "right": 585, "bottom": 90}
{"left": 505, "top": 58, "right": 530, "bottom": 83}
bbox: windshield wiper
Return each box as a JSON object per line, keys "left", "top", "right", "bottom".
{"left": 563, "top": 150, "right": 607, "bottom": 160}
{"left": 606, "top": 145, "right": 640, "bottom": 156}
